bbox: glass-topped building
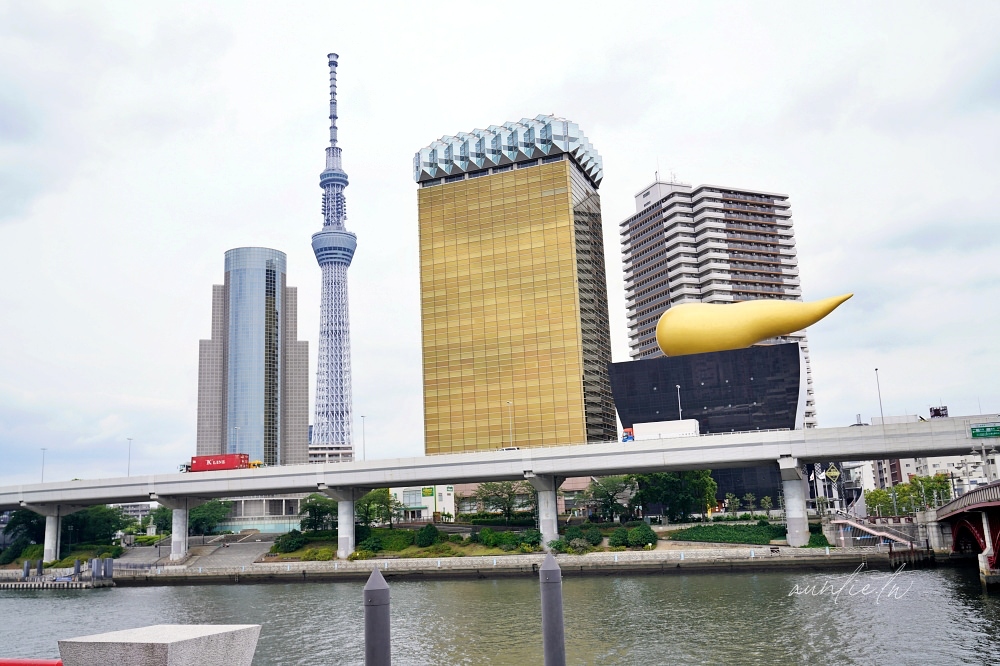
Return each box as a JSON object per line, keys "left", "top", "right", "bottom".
{"left": 196, "top": 247, "right": 309, "bottom": 465}
{"left": 414, "top": 115, "right": 616, "bottom": 454}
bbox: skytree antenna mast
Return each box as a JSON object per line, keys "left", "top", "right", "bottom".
{"left": 311, "top": 53, "right": 357, "bottom": 462}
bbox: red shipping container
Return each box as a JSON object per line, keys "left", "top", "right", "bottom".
{"left": 188, "top": 453, "right": 250, "bottom": 472}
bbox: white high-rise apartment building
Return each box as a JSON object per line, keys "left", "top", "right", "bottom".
{"left": 620, "top": 179, "right": 817, "bottom": 427}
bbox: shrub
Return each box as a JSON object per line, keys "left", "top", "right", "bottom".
{"left": 757, "top": 519, "right": 770, "bottom": 527}
{"left": 569, "top": 538, "right": 591, "bottom": 554}
{"left": 348, "top": 550, "right": 374, "bottom": 561}
{"left": 627, "top": 524, "right": 657, "bottom": 548}
{"left": 467, "top": 531, "right": 481, "bottom": 544}
{"left": 426, "top": 542, "right": 453, "bottom": 555}
{"left": 379, "top": 530, "right": 415, "bottom": 552}
{"left": 359, "top": 536, "right": 383, "bottom": 553}
{"left": 301, "top": 548, "right": 319, "bottom": 561}
{"left": 304, "top": 529, "right": 339, "bottom": 542}
{"left": 354, "top": 524, "right": 371, "bottom": 543}
{"left": 518, "top": 542, "right": 541, "bottom": 553}
{"left": 624, "top": 520, "right": 646, "bottom": 528}
{"left": 548, "top": 539, "right": 569, "bottom": 554}
{"left": 272, "top": 530, "right": 308, "bottom": 554}
{"left": 564, "top": 526, "right": 585, "bottom": 542}
{"left": 584, "top": 526, "right": 603, "bottom": 547}
{"left": 0, "top": 536, "right": 29, "bottom": 565}
{"left": 520, "top": 530, "right": 542, "bottom": 547}
{"left": 609, "top": 545, "right": 626, "bottom": 552}
{"left": 469, "top": 518, "right": 536, "bottom": 526}
{"left": 21, "top": 544, "right": 44, "bottom": 560}
{"left": 495, "top": 531, "right": 520, "bottom": 549}
{"left": 477, "top": 528, "right": 496, "bottom": 546}
{"left": 448, "top": 533, "right": 465, "bottom": 544}
{"left": 416, "top": 524, "right": 440, "bottom": 548}
{"left": 668, "top": 524, "right": 786, "bottom": 545}
{"left": 314, "top": 548, "right": 334, "bottom": 561}
{"left": 608, "top": 527, "right": 629, "bottom": 548}
{"left": 806, "top": 533, "right": 831, "bottom": 548}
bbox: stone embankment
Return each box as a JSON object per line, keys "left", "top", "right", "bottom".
{"left": 112, "top": 547, "right": 889, "bottom": 587}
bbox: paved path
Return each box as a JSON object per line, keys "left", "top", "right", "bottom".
{"left": 118, "top": 546, "right": 164, "bottom": 564}
{"left": 191, "top": 542, "right": 272, "bottom": 568}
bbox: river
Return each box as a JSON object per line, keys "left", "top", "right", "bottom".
{"left": 2, "top": 565, "right": 998, "bottom": 664}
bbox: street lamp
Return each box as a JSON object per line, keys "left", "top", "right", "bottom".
{"left": 675, "top": 385, "right": 683, "bottom": 420}
{"left": 505, "top": 401, "right": 514, "bottom": 447}
{"left": 127, "top": 437, "right": 133, "bottom": 477}
{"left": 974, "top": 443, "right": 997, "bottom": 483}
{"left": 41, "top": 448, "right": 47, "bottom": 483}
{"left": 360, "top": 415, "right": 366, "bottom": 461}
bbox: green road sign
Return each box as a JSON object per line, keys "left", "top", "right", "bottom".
{"left": 971, "top": 424, "right": 1000, "bottom": 438}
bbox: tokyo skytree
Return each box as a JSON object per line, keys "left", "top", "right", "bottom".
{"left": 310, "top": 53, "right": 357, "bottom": 462}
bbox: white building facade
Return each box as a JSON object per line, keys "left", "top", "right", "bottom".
{"left": 620, "top": 179, "right": 817, "bottom": 426}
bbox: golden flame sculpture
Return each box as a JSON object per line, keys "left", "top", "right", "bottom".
{"left": 655, "top": 294, "right": 853, "bottom": 357}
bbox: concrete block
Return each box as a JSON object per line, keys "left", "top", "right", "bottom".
{"left": 58, "top": 624, "right": 260, "bottom": 666}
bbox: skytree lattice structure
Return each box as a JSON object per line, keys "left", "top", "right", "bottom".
{"left": 310, "top": 53, "right": 357, "bottom": 462}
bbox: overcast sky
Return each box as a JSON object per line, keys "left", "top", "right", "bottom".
{"left": 2, "top": 1, "right": 998, "bottom": 486}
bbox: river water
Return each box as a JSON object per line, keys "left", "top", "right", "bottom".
{"left": 2, "top": 566, "right": 998, "bottom": 665}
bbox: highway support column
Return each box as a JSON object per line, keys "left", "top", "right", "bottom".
{"left": 321, "top": 487, "right": 371, "bottom": 559}
{"left": 21, "top": 503, "right": 86, "bottom": 562}
{"left": 778, "top": 457, "right": 809, "bottom": 547}
{"left": 525, "top": 474, "right": 564, "bottom": 550}
{"left": 152, "top": 496, "right": 207, "bottom": 561}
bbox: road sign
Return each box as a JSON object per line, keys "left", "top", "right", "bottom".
{"left": 825, "top": 465, "right": 841, "bottom": 483}
{"left": 971, "top": 424, "right": 1000, "bottom": 438}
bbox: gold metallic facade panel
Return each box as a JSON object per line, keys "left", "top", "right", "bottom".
{"left": 418, "top": 160, "right": 615, "bottom": 454}
{"left": 655, "top": 293, "right": 853, "bottom": 356}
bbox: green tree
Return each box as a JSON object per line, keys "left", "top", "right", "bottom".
{"left": 149, "top": 506, "right": 173, "bottom": 533}
{"left": 725, "top": 493, "right": 740, "bottom": 516}
{"left": 474, "top": 481, "right": 532, "bottom": 523}
{"left": 299, "top": 493, "right": 338, "bottom": 532}
{"left": 355, "top": 489, "right": 405, "bottom": 528}
{"left": 63, "top": 505, "right": 132, "bottom": 544}
{"left": 2, "top": 509, "right": 45, "bottom": 543}
{"left": 355, "top": 490, "right": 384, "bottom": 528}
{"left": 760, "top": 496, "right": 773, "bottom": 518}
{"left": 742, "top": 493, "right": 756, "bottom": 517}
{"left": 585, "top": 476, "right": 634, "bottom": 521}
{"left": 188, "top": 500, "right": 233, "bottom": 535}
{"left": 632, "top": 471, "right": 718, "bottom": 522}
{"left": 863, "top": 475, "right": 952, "bottom": 517}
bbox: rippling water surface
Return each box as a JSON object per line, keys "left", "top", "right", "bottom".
{"left": 2, "top": 566, "right": 999, "bottom": 664}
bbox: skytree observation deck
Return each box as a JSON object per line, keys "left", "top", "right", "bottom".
{"left": 311, "top": 52, "right": 356, "bottom": 463}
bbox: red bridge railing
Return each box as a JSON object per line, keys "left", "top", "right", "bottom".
{"left": 937, "top": 482, "right": 1000, "bottom": 519}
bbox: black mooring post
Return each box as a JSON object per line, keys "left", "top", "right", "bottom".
{"left": 539, "top": 553, "right": 566, "bottom": 666}
{"left": 364, "top": 566, "right": 391, "bottom": 666}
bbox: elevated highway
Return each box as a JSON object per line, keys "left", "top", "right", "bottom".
{"left": 3, "top": 414, "right": 995, "bottom": 559}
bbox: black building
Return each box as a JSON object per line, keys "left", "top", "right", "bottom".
{"left": 609, "top": 343, "right": 805, "bottom": 503}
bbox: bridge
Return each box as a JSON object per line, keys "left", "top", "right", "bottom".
{"left": 934, "top": 482, "right": 1000, "bottom": 591}
{"left": 2, "top": 415, "right": 995, "bottom": 560}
